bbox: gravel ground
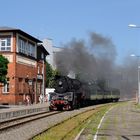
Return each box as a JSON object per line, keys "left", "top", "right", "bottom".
{"left": 0, "top": 106, "right": 95, "bottom": 140}
{"left": 94, "top": 101, "right": 140, "bottom": 140}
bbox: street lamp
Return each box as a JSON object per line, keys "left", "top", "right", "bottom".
{"left": 128, "top": 24, "right": 140, "bottom": 28}
{"left": 130, "top": 54, "right": 140, "bottom": 103}
{"left": 41, "top": 53, "right": 45, "bottom": 103}
{"left": 129, "top": 23, "right": 140, "bottom": 103}
{"left": 37, "top": 43, "right": 45, "bottom": 103}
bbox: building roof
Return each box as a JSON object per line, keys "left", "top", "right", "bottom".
{"left": 0, "top": 26, "right": 49, "bottom": 55}
{"left": 0, "top": 26, "right": 42, "bottom": 43}
{"left": 39, "top": 45, "right": 50, "bottom": 55}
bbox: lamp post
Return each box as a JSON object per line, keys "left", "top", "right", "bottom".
{"left": 42, "top": 53, "right": 45, "bottom": 103}
{"left": 130, "top": 54, "right": 140, "bottom": 103}
{"left": 37, "top": 43, "right": 45, "bottom": 103}
{"left": 128, "top": 23, "right": 140, "bottom": 103}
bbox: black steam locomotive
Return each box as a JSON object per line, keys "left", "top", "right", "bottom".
{"left": 49, "top": 75, "right": 120, "bottom": 111}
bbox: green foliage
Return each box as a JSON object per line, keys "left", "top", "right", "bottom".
{"left": 0, "top": 55, "right": 9, "bottom": 83}
{"left": 48, "top": 69, "right": 60, "bottom": 88}
{"left": 46, "top": 61, "right": 60, "bottom": 88}
{"left": 45, "top": 61, "right": 53, "bottom": 87}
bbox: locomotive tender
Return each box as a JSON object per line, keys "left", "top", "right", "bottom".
{"left": 49, "top": 75, "right": 120, "bottom": 111}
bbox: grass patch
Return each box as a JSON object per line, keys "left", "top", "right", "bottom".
{"left": 83, "top": 105, "right": 112, "bottom": 140}
{"left": 134, "top": 102, "right": 140, "bottom": 109}
{"left": 33, "top": 104, "right": 116, "bottom": 140}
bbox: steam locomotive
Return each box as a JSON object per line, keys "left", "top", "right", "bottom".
{"left": 49, "top": 75, "right": 120, "bottom": 111}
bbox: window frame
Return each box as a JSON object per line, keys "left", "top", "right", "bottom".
{"left": 17, "top": 35, "right": 36, "bottom": 58}
{"left": 2, "top": 78, "right": 10, "bottom": 94}
{"left": 0, "top": 35, "right": 12, "bottom": 52}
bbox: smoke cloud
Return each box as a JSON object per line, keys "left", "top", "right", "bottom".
{"left": 55, "top": 32, "right": 137, "bottom": 99}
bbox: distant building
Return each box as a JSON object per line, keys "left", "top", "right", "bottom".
{"left": 43, "top": 38, "right": 62, "bottom": 69}
{"left": 0, "top": 27, "right": 49, "bottom": 105}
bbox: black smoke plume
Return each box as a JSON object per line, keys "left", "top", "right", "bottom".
{"left": 55, "top": 32, "right": 137, "bottom": 99}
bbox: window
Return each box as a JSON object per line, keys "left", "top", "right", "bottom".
{"left": 18, "top": 78, "right": 23, "bottom": 93}
{"left": 18, "top": 37, "right": 36, "bottom": 58}
{"left": 0, "top": 36, "right": 11, "bottom": 51}
{"left": 18, "top": 37, "right": 27, "bottom": 54}
{"left": 3, "top": 78, "right": 10, "bottom": 93}
{"left": 28, "top": 42, "right": 35, "bottom": 57}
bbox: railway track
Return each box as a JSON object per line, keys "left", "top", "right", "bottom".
{"left": 0, "top": 102, "right": 123, "bottom": 140}
{"left": 0, "top": 104, "right": 101, "bottom": 132}
{"left": 32, "top": 102, "right": 125, "bottom": 140}
{"left": 0, "top": 110, "right": 61, "bottom": 131}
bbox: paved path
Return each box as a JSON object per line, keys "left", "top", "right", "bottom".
{"left": 96, "top": 101, "right": 140, "bottom": 140}
{"left": 0, "top": 103, "right": 49, "bottom": 112}
{"left": 0, "top": 103, "right": 49, "bottom": 122}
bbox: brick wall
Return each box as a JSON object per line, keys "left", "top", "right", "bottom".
{"left": 0, "top": 30, "right": 46, "bottom": 105}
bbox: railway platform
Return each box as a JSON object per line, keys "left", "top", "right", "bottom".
{"left": 92, "top": 101, "right": 140, "bottom": 140}
{"left": 0, "top": 103, "right": 49, "bottom": 122}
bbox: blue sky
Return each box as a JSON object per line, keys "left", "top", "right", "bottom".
{"left": 1, "top": 0, "right": 140, "bottom": 63}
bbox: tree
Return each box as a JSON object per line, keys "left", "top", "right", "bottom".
{"left": 48, "top": 69, "right": 60, "bottom": 88}
{"left": 0, "top": 55, "right": 9, "bottom": 83}
{"left": 46, "top": 61, "right": 60, "bottom": 88}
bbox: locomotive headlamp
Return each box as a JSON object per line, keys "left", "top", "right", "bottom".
{"left": 58, "top": 81, "right": 62, "bottom": 86}
{"left": 64, "top": 95, "right": 69, "bottom": 100}
{"left": 52, "top": 96, "right": 57, "bottom": 100}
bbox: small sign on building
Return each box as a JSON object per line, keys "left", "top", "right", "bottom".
{"left": 28, "top": 80, "right": 33, "bottom": 86}
{"left": 37, "top": 74, "right": 43, "bottom": 80}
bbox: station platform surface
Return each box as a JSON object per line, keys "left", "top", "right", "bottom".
{"left": 93, "top": 101, "right": 140, "bottom": 140}
{"left": 0, "top": 103, "right": 49, "bottom": 122}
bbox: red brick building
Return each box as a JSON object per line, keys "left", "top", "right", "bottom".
{"left": 0, "top": 27, "right": 49, "bottom": 105}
